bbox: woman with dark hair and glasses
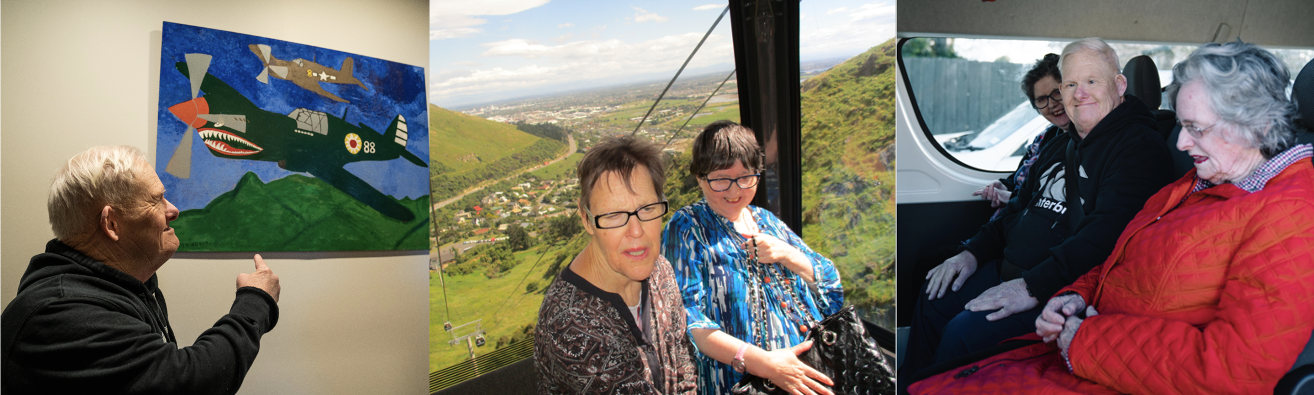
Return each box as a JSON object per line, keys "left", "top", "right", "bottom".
{"left": 663, "top": 121, "right": 844, "bottom": 395}
{"left": 973, "top": 53, "right": 1073, "bottom": 216}
{"left": 904, "top": 53, "right": 1077, "bottom": 380}
{"left": 533, "top": 135, "right": 696, "bottom": 394}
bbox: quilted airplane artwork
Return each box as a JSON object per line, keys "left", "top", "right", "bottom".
{"left": 156, "top": 22, "right": 430, "bottom": 251}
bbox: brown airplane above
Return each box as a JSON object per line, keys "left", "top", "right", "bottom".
{"left": 249, "top": 43, "right": 369, "bottom": 103}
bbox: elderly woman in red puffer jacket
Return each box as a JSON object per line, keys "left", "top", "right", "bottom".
{"left": 909, "top": 40, "right": 1314, "bottom": 395}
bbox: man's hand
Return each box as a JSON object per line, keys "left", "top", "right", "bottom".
{"left": 1036, "top": 293, "right": 1086, "bottom": 343}
{"left": 972, "top": 181, "right": 1011, "bottom": 208}
{"left": 964, "top": 278, "right": 1039, "bottom": 321}
{"left": 237, "top": 254, "right": 280, "bottom": 303}
{"left": 925, "top": 251, "right": 978, "bottom": 300}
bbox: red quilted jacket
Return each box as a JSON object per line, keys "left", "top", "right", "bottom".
{"left": 910, "top": 161, "right": 1314, "bottom": 395}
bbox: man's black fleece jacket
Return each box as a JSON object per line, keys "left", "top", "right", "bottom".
{"left": 964, "top": 94, "right": 1176, "bottom": 300}
{"left": 2, "top": 239, "right": 279, "bottom": 395}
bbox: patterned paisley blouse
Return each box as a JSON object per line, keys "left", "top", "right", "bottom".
{"left": 534, "top": 255, "right": 697, "bottom": 394}
{"left": 662, "top": 200, "right": 844, "bottom": 394}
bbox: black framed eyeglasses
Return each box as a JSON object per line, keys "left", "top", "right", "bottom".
{"left": 705, "top": 174, "right": 762, "bottom": 192}
{"left": 1031, "top": 89, "right": 1062, "bottom": 110}
{"left": 585, "top": 201, "right": 668, "bottom": 229}
{"left": 1177, "top": 119, "right": 1221, "bottom": 138}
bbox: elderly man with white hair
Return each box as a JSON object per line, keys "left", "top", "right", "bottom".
{"left": 901, "top": 37, "right": 1176, "bottom": 383}
{"left": 1, "top": 146, "right": 281, "bottom": 395}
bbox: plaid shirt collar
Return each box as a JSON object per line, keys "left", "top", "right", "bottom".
{"left": 1191, "top": 144, "right": 1313, "bottom": 194}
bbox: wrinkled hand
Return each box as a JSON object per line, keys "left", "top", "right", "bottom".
{"left": 1037, "top": 293, "right": 1087, "bottom": 343}
{"left": 925, "top": 251, "right": 978, "bottom": 300}
{"left": 237, "top": 254, "right": 280, "bottom": 303}
{"left": 742, "top": 232, "right": 811, "bottom": 280}
{"left": 1058, "top": 306, "right": 1098, "bottom": 355}
{"left": 964, "top": 278, "right": 1038, "bottom": 321}
{"left": 972, "top": 181, "right": 1011, "bottom": 208}
{"left": 753, "top": 341, "right": 835, "bottom": 395}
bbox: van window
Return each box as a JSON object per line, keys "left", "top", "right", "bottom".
{"left": 900, "top": 38, "right": 1069, "bottom": 172}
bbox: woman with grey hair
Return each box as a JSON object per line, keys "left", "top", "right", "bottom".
{"left": 909, "top": 40, "right": 1314, "bottom": 394}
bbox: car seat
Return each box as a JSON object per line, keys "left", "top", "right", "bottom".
{"left": 1124, "top": 55, "right": 1192, "bottom": 178}
{"left": 1291, "top": 57, "right": 1314, "bottom": 144}
{"left": 1275, "top": 58, "right": 1314, "bottom": 395}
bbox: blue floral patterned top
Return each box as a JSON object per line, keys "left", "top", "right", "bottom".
{"left": 661, "top": 200, "right": 844, "bottom": 394}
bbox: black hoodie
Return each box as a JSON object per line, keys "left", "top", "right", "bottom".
{"left": 964, "top": 94, "right": 1175, "bottom": 300}
{"left": 2, "top": 239, "right": 278, "bottom": 395}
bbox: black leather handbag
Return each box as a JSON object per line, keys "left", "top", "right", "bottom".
{"left": 730, "top": 305, "right": 896, "bottom": 395}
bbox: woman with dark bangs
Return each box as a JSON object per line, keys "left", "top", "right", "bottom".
{"left": 663, "top": 121, "right": 844, "bottom": 395}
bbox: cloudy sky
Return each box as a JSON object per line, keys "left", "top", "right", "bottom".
{"left": 429, "top": 0, "right": 895, "bottom": 109}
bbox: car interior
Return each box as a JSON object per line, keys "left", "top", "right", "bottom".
{"left": 896, "top": 1, "right": 1314, "bottom": 393}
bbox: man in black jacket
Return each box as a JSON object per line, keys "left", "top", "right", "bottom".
{"left": 902, "top": 38, "right": 1175, "bottom": 380}
{"left": 2, "top": 146, "right": 281, "bottom": 395}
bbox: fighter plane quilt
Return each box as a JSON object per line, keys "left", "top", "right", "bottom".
{"left": 155, "top": 22, "right": 430, "bottom": 251}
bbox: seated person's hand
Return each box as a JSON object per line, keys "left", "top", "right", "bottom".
{"left": 925, "top": 251, "right": 978, "bottom": 300}
{"left": 988, "top": 189, "right": 1011, "bottom": 208}
{"left": 742, "top": 232, "right": 812, "bottom": 281}
{"left": 965, "top": 278, "right": 1038, "bottom": 321}
{"left": 1058, "top": 306, "right": 1098, "bottom": 356}
{"left": 755, "top": 340, "right": 835, "bottom": 395}
{"left": 972, "top": 181, "right": 1011, "bottom": 208}
{"left": 1037, "top": 293, "right": 1086, "bottom": 343}
{"left": 741, "top": 233, "right": 804, "bottom": 265}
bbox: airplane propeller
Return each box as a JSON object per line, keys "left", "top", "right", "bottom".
{"left": 164, "top": 53, "right": 211, "bottom": 178}
{"left": 255, "top": 45, "right": 269, "bottom": 84}
{"left": 252, "top": 44, "right": 288, "bottom": 84}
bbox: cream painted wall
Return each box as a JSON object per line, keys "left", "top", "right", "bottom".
{"left": 1, "top": 1, "right": 430, "bottom": 394}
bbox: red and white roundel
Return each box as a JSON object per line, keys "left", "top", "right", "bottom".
{"left": 345, "top": 133, "right": 362, "bottom": 154}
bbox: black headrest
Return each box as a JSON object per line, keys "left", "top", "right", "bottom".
{"left": 1123, "top": 55, "right": 1162, "bottom": 110}
{"left": 1293, "top": 59, "right": 1314, "bottom": 132}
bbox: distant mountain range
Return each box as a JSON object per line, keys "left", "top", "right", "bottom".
{"left": 172, "top": 172, "right": 429, "bottom": 251}
{"left": 442, "top": 63, "right": 738, "bottom": 111}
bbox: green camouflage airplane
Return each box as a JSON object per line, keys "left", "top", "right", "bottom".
{"left": 166, "top": 57, "right": 425, "bottom": 222}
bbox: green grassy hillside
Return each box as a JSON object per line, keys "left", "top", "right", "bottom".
{"left": 799, "top": 39, "right": 897, "bottom": 321}
{"left": 427, "top": 105, "right": 567, "bottom": 202}
{"left": 172, "top": 172, "right": 429, "bottom": 251}
{"left": 801, "top": 39, "right": 896, "bottom": 181}
{"left": 429, "top": 236, "right": 586, "bottom": 372}
{"left": 429, "top": 104, "right": 542, "bottom": 174}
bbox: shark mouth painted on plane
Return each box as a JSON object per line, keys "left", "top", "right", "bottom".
{"left": 198, "top": 128, "right": 263, "bottom": 156}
